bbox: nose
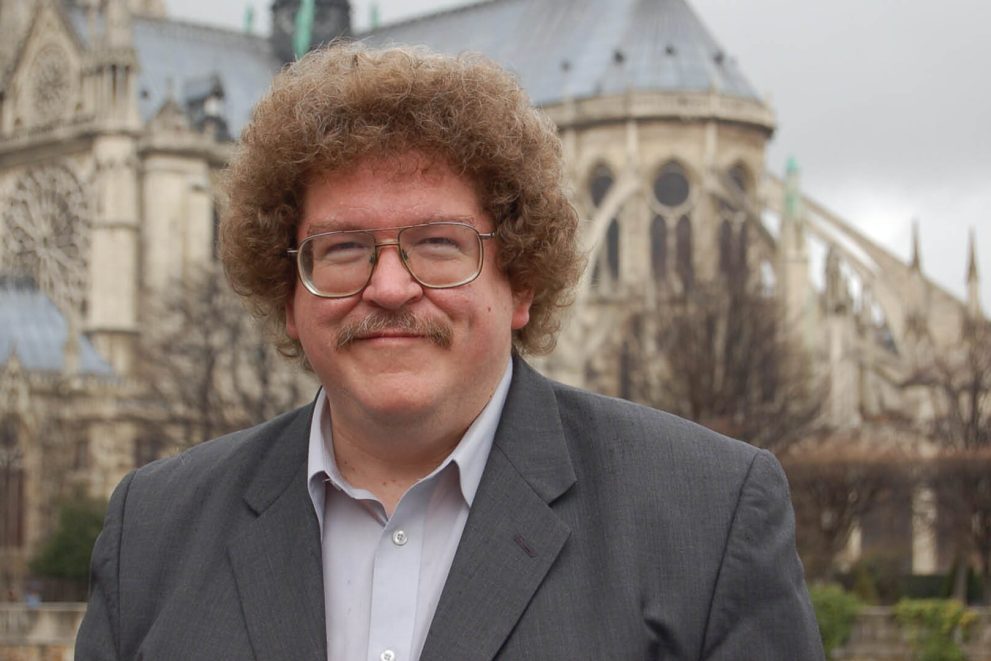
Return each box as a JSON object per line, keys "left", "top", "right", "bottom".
{"left": 360, "top": 243, "right": 423, "bottom": 309}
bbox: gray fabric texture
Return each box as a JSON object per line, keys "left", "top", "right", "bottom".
{"left": 76, "top": 356, "right": 824, "bottom": 660}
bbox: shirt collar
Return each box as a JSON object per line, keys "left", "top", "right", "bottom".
{"left": 307, "top": 359, "right": 513, "bottom": 530}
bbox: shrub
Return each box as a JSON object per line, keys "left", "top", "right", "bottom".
{"left": 847, "top": 552, "right": 906, "bottom": 604}
{"left": 810, "top": 584, "right": 862, "bottom": 657}
{"left": 893, "top": 599, "right": 976, "bottom": 661}
{"left": 29, "top": 496, "right": 106, "bottom": 584}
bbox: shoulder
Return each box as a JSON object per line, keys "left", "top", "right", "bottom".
{"left": 118, "top": 404, "right": 313, "bottom": 518}
{"left": 550, "top": 379, "right": 762, "bottom": 472}
{"left": 535, "top": 375, "right": 789, "bottom": 533}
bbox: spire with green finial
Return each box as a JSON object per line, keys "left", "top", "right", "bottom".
{"left": 243, "top": 3, "right": 255, "bottom": 34}
{"left": 370, "top": 2, "right": 381, "bottom": 29}
{"left": 784, "top": 156, "right": 801, "bottom": 219}
{"left": 293, "top": 0, "right": 316, "bottom": 59}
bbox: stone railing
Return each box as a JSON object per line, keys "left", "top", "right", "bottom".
{"left": 0, "top": 603, "right": 85, "bottom": 661}
{"left": 1, "top": 603, "right": 989, "bottom": 659}
{"left": 835, "top": 606, "right": 991, "bottom": 661}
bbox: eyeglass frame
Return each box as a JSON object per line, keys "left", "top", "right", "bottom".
{"left": 287, "top": 221, "right": 497, "bottom": 299}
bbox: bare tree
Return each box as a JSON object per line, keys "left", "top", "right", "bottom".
{"left": 614, "top": 276, "right": 825, "bottom": 453}
{"left": 591, "top": 259, "right": 851, "bottom": 575}
{"left": 780, "top": 444, "right": 908, "bottom": 581}
{"left": 906, "top": 318, "right": 991, "bottom": 602}
{"left": 137, "top": 262, "right": 316, "bottom": 452}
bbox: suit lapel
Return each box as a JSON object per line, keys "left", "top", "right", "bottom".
{"left": 228, "top": 406, "right": 327, "bottom": 660}
{"left": 421, "top": 358, "right": 576, "bottom": 661}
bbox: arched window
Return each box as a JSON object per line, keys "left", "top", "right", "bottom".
{"left": 606, "top": 219, "right": 620, "bottom": 281}
{"left": 651, "top": 216, "right": 667, "bottom": 282}
{"left": 737, "top": 220, "right": 749, "bottom": 276}
{"left": 588, "top": 164, "right": 619, "bottom": 287}
{"left": 728, "top": 162, "right": 749, "bottom": 194}
{"left": 676, "top": 215, "right": 693, "bottom": 291}
{"left": 588, "top": 163, "right": 614, "bottom": 208}
{"left": 719, "top": 219, "right": 734, "bottom": 276}
{"left": 653, "top": 161, "right": 690, "bottom": 209}
{"left": 0, "top": 416, "right": 25, "bottom": 549}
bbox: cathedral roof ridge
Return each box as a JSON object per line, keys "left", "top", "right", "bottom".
{"left": 360, "top": 0, "right": 505, "bottom": 35}
{"left": 131, "top": 12, "right": 271, "bottom": 48}
{"left": 362, "top": 0, "right": 763, "bottom": 108}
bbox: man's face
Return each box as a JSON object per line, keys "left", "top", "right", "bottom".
{"left": 286, "top": 153, "right": 532, "bottom": 432}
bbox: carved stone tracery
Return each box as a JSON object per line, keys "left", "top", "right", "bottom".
{"left": 30, "top": 44, "right": 71, "bottom": 123}
{"left": 1, "top": 165, "right": 90, "bottom": 316}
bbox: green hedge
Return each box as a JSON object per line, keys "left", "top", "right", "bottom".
{"left": 810, "top": 584, "right": 862, "bottom": 657}
{"left": 893, "top": 599, "right": 976, "bottom": 661}
{"left": 29, "top": 496, "right": 106, "bottom": 584}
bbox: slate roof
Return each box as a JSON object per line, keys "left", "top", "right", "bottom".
{"left": 67, "top": 9, "right": 281, "bottom": 137}
{"left": 0, "top": 281, "right": 114, "bottom": 376}
{"left": 131, "top": 17, "right": 281, "bottom": 136}
{"left": 363, "top": 0, "right": 761, "bottom": 106}
{"left": 62, "top": 0, "right": 758, "bottom": 137}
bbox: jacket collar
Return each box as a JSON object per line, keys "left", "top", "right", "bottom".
{"left": 420, "top": 355, "right": 576, "bottom": 660}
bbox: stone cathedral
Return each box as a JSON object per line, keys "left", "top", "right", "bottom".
{"left": 0, "top": 0, "right": 983, "bottom": 596}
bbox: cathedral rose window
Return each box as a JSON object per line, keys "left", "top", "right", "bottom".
{"left": 653, "top": 162, "right": 690, "bottom": 209}
{"left": 1, "top": 165, "right": 90, "bottom": 315}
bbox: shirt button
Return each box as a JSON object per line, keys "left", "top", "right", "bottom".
{"left": 380, "top": 650, "right": 396, "bottom": 661}
{"left": 392, "top": 529, "right": 408, "bottom": 546}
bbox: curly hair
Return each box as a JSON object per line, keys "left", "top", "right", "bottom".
{"left": 221, "top": 42, "right": 583, "bottom": 358}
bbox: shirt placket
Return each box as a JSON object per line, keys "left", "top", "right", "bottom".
{"left": 366, "top": 485, "right": 429, "bottom": 661}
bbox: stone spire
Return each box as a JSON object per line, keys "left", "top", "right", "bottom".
{"left": 88, "top": 0, "right": 139, "bottom": 127}
{"left": 103, "top": 0, "right": 134, "bottom": 50}
{"left": 967, "top": 227, "right": 981, "bottom": 318}
{"left": 783, "top": 156, "right": 803, "bottom": 231}
{"left": 778, "top": 157, "right": 812, "bottom": 341}
{"left": 909, "top": 219, "right": 921, "bottom": 272}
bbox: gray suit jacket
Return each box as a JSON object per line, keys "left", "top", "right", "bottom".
{"left": 77, "top": 357, "right": 824, "bottom": 660}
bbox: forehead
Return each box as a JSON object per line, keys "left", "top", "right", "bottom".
{"left": 299, "top": 152, "right": 486, "bottom": 235}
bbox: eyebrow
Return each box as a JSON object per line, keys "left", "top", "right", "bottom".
{"left": 303, "top": 215, "right": 478, "bottom": 237}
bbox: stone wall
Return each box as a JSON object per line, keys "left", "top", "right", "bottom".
{"left": 0, "top": 604, "right": 84, "bottom": 661}
{"left": 835, "top": 606, "right": 991, "bottom": 661}
{"left": 1, "top": 603, "right": 989, "bottom": 659}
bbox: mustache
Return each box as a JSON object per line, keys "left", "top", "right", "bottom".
{"left": 335, "top": 309, "right": 454, "bottom": 349}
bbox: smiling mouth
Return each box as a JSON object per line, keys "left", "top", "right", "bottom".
{"left": 336, "top": 310, "right": 453, "bottom": 349}
{"left": 359, "top": 331, "right": 423, "bottom": 340}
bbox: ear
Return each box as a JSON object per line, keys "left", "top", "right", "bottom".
{"left": 285, "top": 294, "right": 300, "bottom": 340}
{"left": 511, "top": 289, "right": 534, "bottom": 331}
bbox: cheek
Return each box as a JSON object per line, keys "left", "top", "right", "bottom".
{"left": 287, "top": 292, "right": 355, "bottom": 342}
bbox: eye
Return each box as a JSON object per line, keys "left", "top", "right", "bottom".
{"left": 407, "top": 226, "right": 472, "bottom": 257}
{"left": 311, "top": 235, "right": 370, "bottom": 263}
{"left": 419, "top": 235, "right": 460, "bottom": 249}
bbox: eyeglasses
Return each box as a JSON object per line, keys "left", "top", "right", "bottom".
{"left": 288, "top": 222, "right": 496, "bottom": 298}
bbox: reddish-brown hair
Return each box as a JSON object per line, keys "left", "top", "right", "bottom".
{"left": 221, "top": 42, "right": 582, "bottom": 357}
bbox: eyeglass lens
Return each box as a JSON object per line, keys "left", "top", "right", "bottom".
{"left": 299, "top": 223, "right": 484, "bottom": 296}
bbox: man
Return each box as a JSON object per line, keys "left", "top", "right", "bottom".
{"left": 77, "top": 44, "right": 824, "bottom": 660}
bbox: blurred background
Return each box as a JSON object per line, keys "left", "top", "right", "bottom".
{"left": 0, "top": 1, "right": 988, "bottom": 657}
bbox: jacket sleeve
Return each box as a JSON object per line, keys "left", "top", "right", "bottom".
{"left": 700, "top": 450, "right": 825, "bottom": 660}
{"left": 75, "top": 471, "right": 135, "bottom": 661}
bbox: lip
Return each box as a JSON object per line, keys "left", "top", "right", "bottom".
{"left": 356, "top": 333, "right": 425, "bottom": 341}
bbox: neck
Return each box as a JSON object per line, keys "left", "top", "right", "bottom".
{"left": 330, "top": 414, "right": 467, "bottom": 514}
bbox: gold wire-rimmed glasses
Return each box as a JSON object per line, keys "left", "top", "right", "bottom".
{"left": 287, "top": 221, "right": 496, "bottom": 298}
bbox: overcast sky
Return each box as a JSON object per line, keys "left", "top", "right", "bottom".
{"left": 165, "top": 0, "right": 991, "bottom": 310}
